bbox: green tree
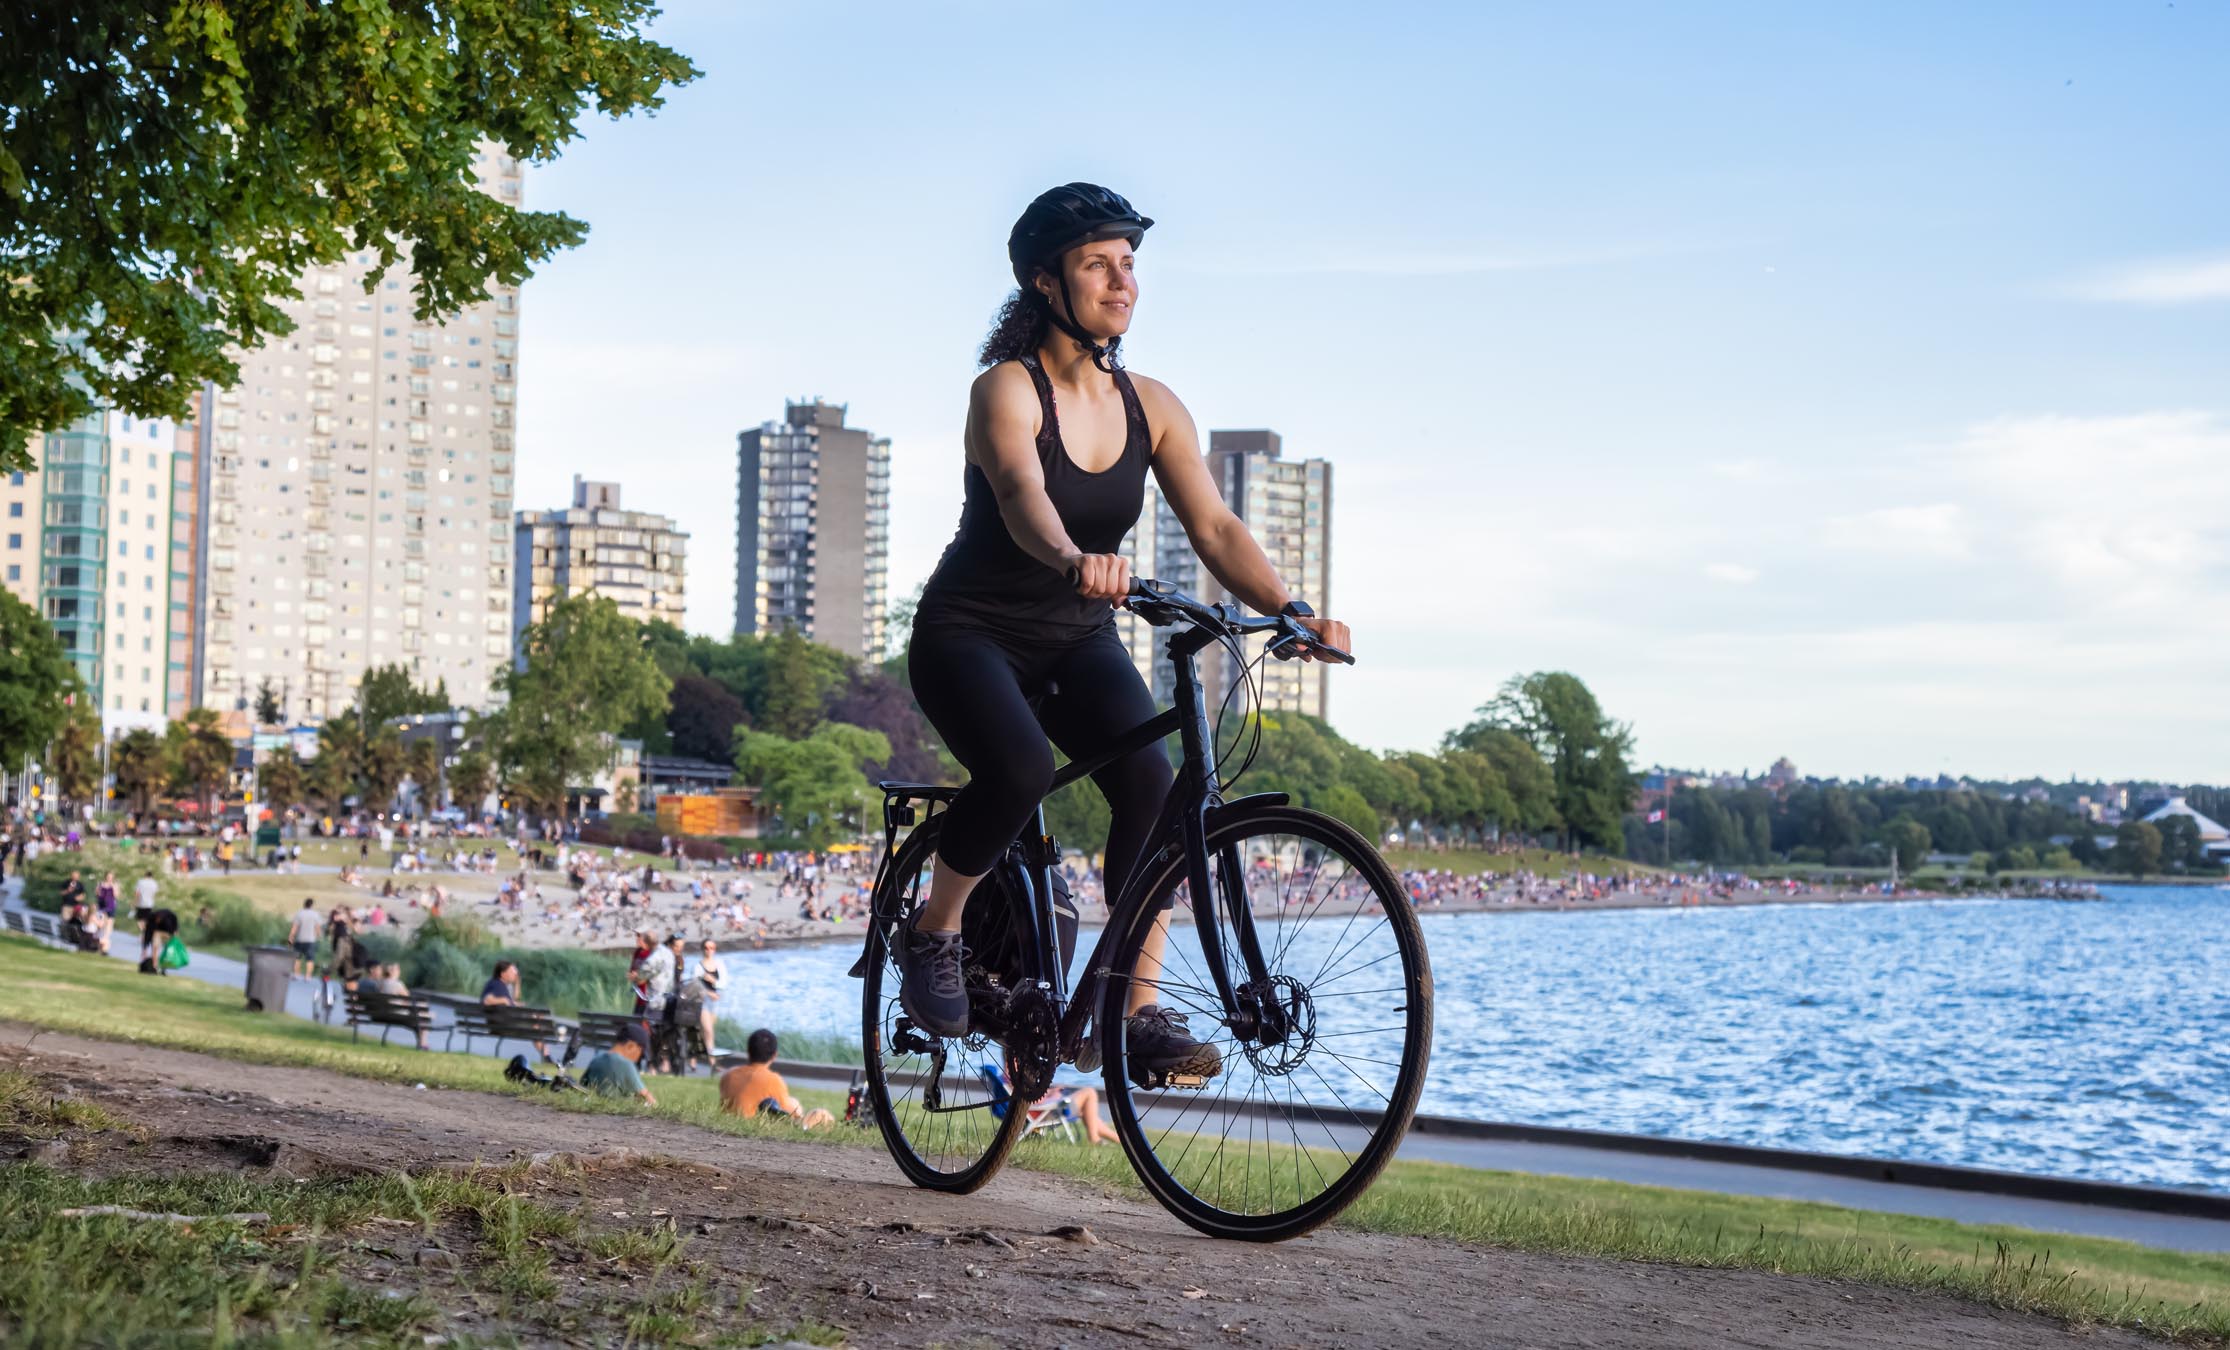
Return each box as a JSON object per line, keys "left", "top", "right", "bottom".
{"left": 760, "top": 626, "right": 840, "bottom": 739}
{"left": 165, "top": 708, "right": 234, "bottom": 815}
{"left": 1453, "top": 727, "right": 1558, "bottom": 837}
{"left": 1314, "top": 783, "right": 1382, "bottom": 841}
{"left": 449, "top": 750, "right": 496, "bottom": 816}
{"left": 734, "top": 722, "right": 892, "bottom": 849}
{"left": 2153, "top": 814, "right": 2204, "bottom": 872}
{"left": 47, "top": 703, "right": 101, "bottom": 808}
{"left": 0, "top": 591, "right": 74, "bottom": 769}
{"left": 493, "top": 594, "right": 672, "bottom": 821}
{"left": 668, "top": 674, "right": 748, "bottom": 763}
{"left": 404, "top": 737, "right": 441, "bottom": 811}
{"left": 360, "top": 729, "right": 408, "bottom": 813}
{"left": 1457, "top": 673, "right": 1633, "bottom": 850}
{"left": 314, "top": 712, "right": 367, "bottom": 807}
{"left": 2111, "top": 821, "right": 2164, "bottom": 879}
{"left": 0, "top": 4, "right": 696, "bottom": 475}
{"left": 257, "top": 749, "right": 306, "bottom": 813}
{"left": 1882, "top": 819, "right": 1931, "bottom": 874}
{"left": 111, "top": 727, "right": 166, "bottom": 816}
{"left": 253, "top": 678, "right": 283, "bottom": 727}
{"left": 355, "top": 663, "right": 451, "bottom": 729}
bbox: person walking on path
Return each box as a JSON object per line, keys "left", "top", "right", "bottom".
{"left": 288, "top": 899, "right": 321, "bottom": 977}
{"left": 133, "top": 870, "right": 161, "bottom": 962}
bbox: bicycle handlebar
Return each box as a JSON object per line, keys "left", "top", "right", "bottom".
{"left": 1121, "top": 576, "right": 1357, "bottom": 666}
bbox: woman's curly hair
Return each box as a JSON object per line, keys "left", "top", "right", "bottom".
{"left": 978, "top": 287, "right": 1049, "bottom": 368}
{"left": 977, "top": 281, "right": 1125, "bottom": 369}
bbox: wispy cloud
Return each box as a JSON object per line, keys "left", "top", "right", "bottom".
{"left": 1702, "top": 562, "right": 1759, "bottom": 584}
{"left": 1821, "top": 503, "right": 1971, "bottom": 559}
{"left": 2057, "top": 252, "right": 2230, "bottom": 304}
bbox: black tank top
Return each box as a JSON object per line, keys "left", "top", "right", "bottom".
{"left": 915, "top": 355, "right": 1152, "bottom": 643}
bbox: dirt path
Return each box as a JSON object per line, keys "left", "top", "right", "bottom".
{"left": 0, "top": 1023, "right": 2152, "bottom": 1350}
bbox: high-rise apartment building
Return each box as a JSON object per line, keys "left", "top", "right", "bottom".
{"left": 1124, "top": 430, "right": 1333, "bottom": 720}
{"left": 512, "top": 476, "right": 688, "bottom": 652}
{"left": 734, "top": 400, "right": 891, "bottom": 662}
{"left": 2, "top": 411, "right": 189, "bottom": 735}
{"left": 196, "top": 146, "right": 524, "bottom": 723}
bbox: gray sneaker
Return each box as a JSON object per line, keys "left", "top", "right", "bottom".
{"left": 898, "top": 921, "right": 970, "bottom": 1038}
{"left": 1125, "top": 1004, "right": 1223, "bottom": 1079}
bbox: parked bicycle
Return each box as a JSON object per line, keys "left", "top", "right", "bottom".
{"left": 849, "top": 577, "right": 1433, "bottom": 1241}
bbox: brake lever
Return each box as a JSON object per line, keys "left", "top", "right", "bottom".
{"left": 1267, "top": 629, "right": 1357, "bottom": 665}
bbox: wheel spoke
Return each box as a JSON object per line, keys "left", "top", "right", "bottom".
{"left": 1102, "top": 810, "right": 1430, "bottom": 1237}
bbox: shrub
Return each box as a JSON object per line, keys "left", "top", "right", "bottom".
{"left": 508, "top": 948, "right": 631, "bottom": 1016}
{"left": 19, "top": 843, "right": 147, "bottom": 913}
{"left": 412, "top": 913, "right": 497, "bottom": 955}
{"left": 185, "top": 890, "right": 290, "bottom": 948}
{"left": 402, "top": 936, "right": 484, "bottom": 996}
{"left": 353, "top": 929, "right": 405, "bottom": 968}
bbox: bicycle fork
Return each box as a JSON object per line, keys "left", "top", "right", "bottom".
{"left": 1168, "top": 627, "right": 1284, "bottom": 1048}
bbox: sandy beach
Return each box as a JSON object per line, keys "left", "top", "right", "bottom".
{"left": 146, "top": 835, "right": 2097, "bottom": 961}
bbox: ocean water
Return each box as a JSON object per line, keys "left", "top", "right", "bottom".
{"left": 708, "top": 883, "right": 2230, "bottom": 1193}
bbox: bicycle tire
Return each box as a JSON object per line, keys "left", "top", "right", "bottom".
{"left": 860, "top": 817, "right": 1028, "bottom": 1193}
{"left": 1099, "top": 803, "right": 1433, "bottom": 1241}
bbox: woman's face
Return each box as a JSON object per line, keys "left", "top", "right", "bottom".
{"left": 1039, "top": 238, "right": 1138, "bottom": 340}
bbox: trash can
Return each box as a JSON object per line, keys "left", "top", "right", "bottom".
{"left": 245, "top": 945, "right": 294, "bottom": 1014}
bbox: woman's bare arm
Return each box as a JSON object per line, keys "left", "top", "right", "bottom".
{"left": 968, "top": 365, "right": 1084, "bottom": 574}
{"left": 967, "top": 364, "right": 1132, "bottom": 602}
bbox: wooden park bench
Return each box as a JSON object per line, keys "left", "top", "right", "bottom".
{"left": 342, "top": 988, "right": 436, "bottom": 1046}
{"left": 444, "top": 1000, "right": 568, "bottom": 1057}
{"left": 572, "top": 1011, "right": 647, "bottom": 1056}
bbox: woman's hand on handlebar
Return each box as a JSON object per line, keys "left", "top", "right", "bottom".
{"left": 1062, "top": 553, "right": 1133, "bottom": 605}
{"left": 1283, "top": 614, "right": 1353, "bottom": 663}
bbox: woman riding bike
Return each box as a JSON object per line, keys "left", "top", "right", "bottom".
{"left": 901, "top": 182, "right": 1352, "bottom": 1080}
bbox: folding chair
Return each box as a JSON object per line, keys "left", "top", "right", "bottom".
{"left": 977, "top": 1065, "right": 1079, "bottom": 1143}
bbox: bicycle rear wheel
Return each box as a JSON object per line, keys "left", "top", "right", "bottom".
{"left": 860, "top": 818, "right": 1027, "bottom": 1192}
{"left": 1100, "top": 803, "right": 1432, "bottom": 1241}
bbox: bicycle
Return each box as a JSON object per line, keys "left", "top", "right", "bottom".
{"left": 848, "top": 577, "right": 1433, "bottom": 1241}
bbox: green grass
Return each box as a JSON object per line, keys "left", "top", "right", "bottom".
{"left": 1, "top": 935, "right": 2225, "bottom": 1342}
{"left": 0, "top": 1065, "right": 848, "bottom": 1347}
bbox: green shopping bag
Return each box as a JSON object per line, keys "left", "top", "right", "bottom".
{"left": 160, "top": 935, "right": 189, "bottom": 970}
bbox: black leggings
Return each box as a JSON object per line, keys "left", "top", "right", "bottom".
{"left": 906, "top": 621, "right": 1174, "bottom": 900}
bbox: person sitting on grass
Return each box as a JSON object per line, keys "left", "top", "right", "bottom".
{"left": 480, "top": 959, "right": 553, "bottom": 1063}
{"left": 717, "top": 1030, "right": 833, "bottom": 1130}
{"left": 581, "top": 1023, "right": 657, "bottom": 1107}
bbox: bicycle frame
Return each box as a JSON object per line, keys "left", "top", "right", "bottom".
{"left": 862, "top": 613, "right": 1289, "bottom": 1060}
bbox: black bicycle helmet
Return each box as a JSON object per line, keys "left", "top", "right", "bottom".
{"left": 1007, "top": 183, "right": 1153, "bottom": 371}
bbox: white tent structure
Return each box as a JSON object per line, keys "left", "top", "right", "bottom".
{"left": 2140, "top": 796, "right": 2230, "bottom": 863}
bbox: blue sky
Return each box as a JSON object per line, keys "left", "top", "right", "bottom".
{"left": 513, "top": 2, "right": 2229, "bottom": 782}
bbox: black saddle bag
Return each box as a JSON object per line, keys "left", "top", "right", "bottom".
{"left": 962, "top": 840, "right": 1080, "bottom": 988}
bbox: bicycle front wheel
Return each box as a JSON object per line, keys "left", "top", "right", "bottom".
{"left": 1100, "top": 803, "right": 1433, "bottom": 1241}
{"left": 860, "top": 818, "right": 1027, "bottom": 1193}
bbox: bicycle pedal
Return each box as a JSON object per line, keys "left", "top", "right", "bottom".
{"left": 1163, "top": 1072, "right": 1210, "bottom": 1090}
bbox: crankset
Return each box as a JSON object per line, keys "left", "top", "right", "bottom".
{"left": 1004, "top": 985, "right": 1060, "bottom": 1103}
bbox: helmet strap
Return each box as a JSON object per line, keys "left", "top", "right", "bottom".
{"left": 1044, "top": 272, "right": 1121, "bottom": 373}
